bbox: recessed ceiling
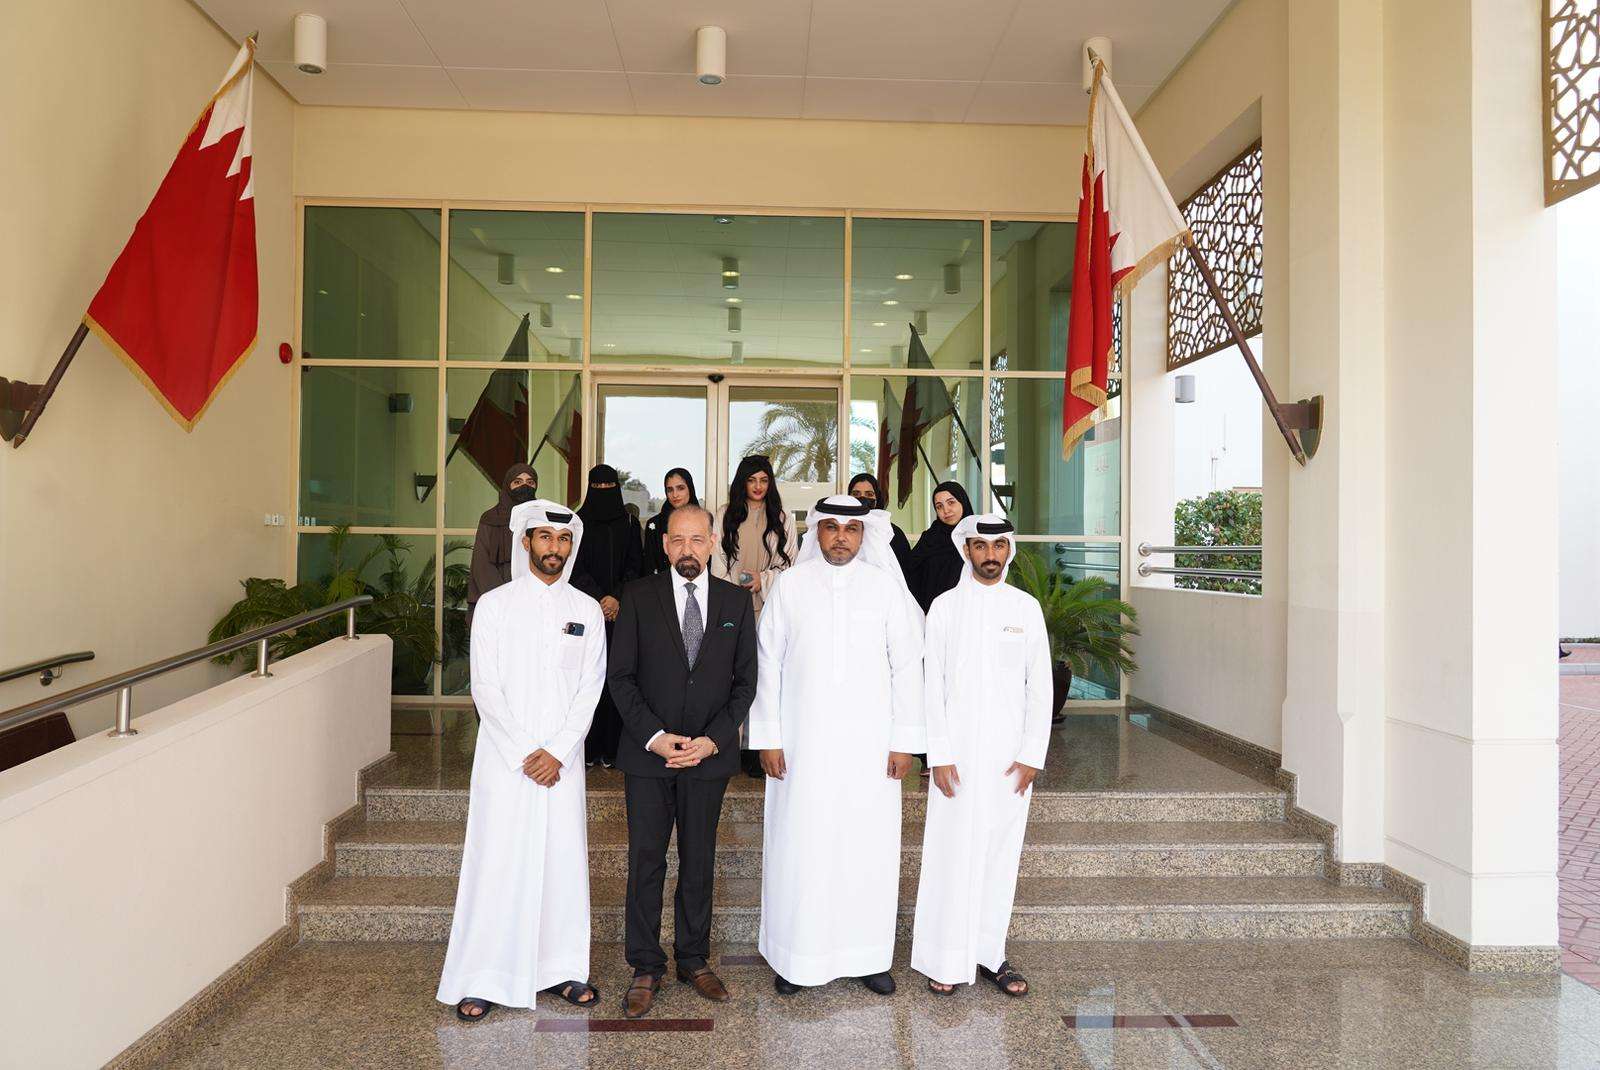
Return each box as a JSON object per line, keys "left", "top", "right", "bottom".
{"left": 197, "top": 0, "right": 1230, "bottom": 124}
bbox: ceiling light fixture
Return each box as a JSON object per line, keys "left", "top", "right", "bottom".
{"left": 883, "top": 299, "right": 899, "bottom": 306}
{"left": 538, "top": 302, "right": 553, "bottom": 329}
{"left": 568, "top": 338, "right": 583, "bottom": 360}
{"left": 697, "top": 26, "right": 727, "bottom": 86}
{"left": 545, "top": 266, "right": 564, "bottom": 274}
{"left": 731, "top": 340, "right": 744, "bottom": 364}
{"left": 872, "top": 321, "right": 887, "bottom": 327}
{"left": 565, "top": 293, "right": 582, "bottom": 300}
{"left": 895, "top": 273, "right": 914, "bottom": 281}
{"left": 713, "top": 215, "right": 734, "bottom": 225}
{"left": 943, "top": 263, "right": 961, "bottom": 295}
{"left": 913, "top": 310, "right": 929, "bottom": 336}
{"left": 293, "top": 13, "right": 327, "bottom": 75}
{"left": 497, "top": 253, "right": 515, "bottom": 286}
{"left": 726, "top": 296, "right": 741, "bottom": 304}
{"left": 728, "top": 307, "right": 742, "bottom": 332}
{"left": 722, "top": 256, "right": 740, "bottom": 290}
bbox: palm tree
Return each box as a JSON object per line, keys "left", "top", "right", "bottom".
{"left": 739, "top": 402, "right": 874, "bottom": 482}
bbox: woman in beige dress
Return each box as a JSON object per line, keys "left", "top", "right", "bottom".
{"left": 711, "top": 454, "right": 796, "bottom": 776}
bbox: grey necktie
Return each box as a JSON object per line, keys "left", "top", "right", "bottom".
{"left": 682, "top": 582, "right": 703, "bottom": 666}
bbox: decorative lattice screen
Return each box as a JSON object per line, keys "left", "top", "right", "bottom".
{"left": 1546, "top": 1, "right": 1600, "bottom": 205}
{"left": 1166, "top": 141, "right": 1263, "bottom": 370}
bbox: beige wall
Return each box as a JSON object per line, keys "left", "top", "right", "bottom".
{"left": 0, "top": 635, "right": 391, "bottom": 1069}
{"left": 1126, "top": 0, "right": 1291, "bottom": 754}
{"left": 295, "top": 107, "right": 1082, "bottom": 214}
{"left": 0, "top": 0, "right": 298, "bottom": 735}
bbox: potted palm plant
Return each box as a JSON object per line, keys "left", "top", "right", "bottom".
{"left": 1007, "top": 551, "right": 1139, "bottom": 720}
{"left": 209, "top": 525, "right": 458, "bottom": 693}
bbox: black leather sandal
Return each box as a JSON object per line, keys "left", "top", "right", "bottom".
{"left": 544, "top": 980, "right": 599, "bottom": 1007}
{"left": 978, "top": 961, "right": 1028, "bottom": 997}
{"left": 455, "top": 998, "right": 494, "bottom": 1022}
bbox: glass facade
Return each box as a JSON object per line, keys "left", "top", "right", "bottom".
{"left": 298, "top": 206, "right": 1124, "bottom": 701}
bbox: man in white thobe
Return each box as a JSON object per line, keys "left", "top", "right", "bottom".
{"left": 749, "top": 495, "right": 925, "bottom": 995}
{"left": 911, "top": 514, "right": 1051, "bottom": 998}
{"left": 437, "top": 499, "right": 607, "bottom": 1020}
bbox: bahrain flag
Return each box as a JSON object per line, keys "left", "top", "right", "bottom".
{"left": 1064, "top": 57, "right": 1191, "bottom": 459}
{"left": 84, "top": 38, "right": 257, "bottom": 430}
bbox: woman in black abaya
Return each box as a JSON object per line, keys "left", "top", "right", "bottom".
{"left": 570, "top": 463, "right": 644, "bottom": 767}
{"left": 904, "top": 481, "right": 975, "bottom": 613}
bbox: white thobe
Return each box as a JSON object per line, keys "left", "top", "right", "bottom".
{"left": 748, "top": 557, "right": 926, "bottom": 986}
{"left": 910, "top": 578, "right": 1052, "bottom": 985}
{"left": 436, "top": 571, "right": 606, "bottom": 1009}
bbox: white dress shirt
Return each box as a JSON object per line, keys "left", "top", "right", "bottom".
{"left": 644, "top": 566, "right": 712, "bottom": 752}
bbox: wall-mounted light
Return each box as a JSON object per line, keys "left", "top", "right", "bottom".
{"left": 538, "top": 302, "right": 553, "bottom": 329}
{"left": 943, "top": 263, "right": 961, "bottom": 295}
{"left": 730, "top": 340, "right": 744, "bottom": 364}
{"left": 697, "top": 26, "right": 727, "bottom": 86}
{"left": 293, "top": 13, "right": 327, "bottom": 75}
{"left": 722, "top": 256, "right": 740, "bottom": 290}
{"left": 913, "top": 310, "right": 928, "bottom": 336}
{"left": 413, "top": 474, "right": 437, "bottom": 504}
{"left": 727, "top": 307, "right": 742, "bottom": 332}
{"left": 388, "top": 393, "right": 413, "bottom": 414}
{"left": 1175, "top": 374, "right": 1197, "bottom": 404}
{"left": 497, "top": 253, "right": 515, "bottom": 286}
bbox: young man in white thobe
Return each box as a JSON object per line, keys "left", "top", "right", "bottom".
{"left": 749, "top": 494, "right": 925, "bottom": 996}
{"left": 437, "top": 499, "right": 607, "bottom": 1021}
{"left": 911, "top": 514, "right": 1052, "bottom": 998}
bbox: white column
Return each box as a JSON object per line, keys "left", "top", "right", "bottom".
{"left": 1380, "top": 0, "right": 1557, "bottom": 947}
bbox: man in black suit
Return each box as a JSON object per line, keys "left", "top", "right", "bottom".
{"left": 608, "top": 503, "right": 758, "bottom": 1019}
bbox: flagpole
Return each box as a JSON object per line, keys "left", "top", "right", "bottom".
{"left": 1185, "top": 243, "right": 1309, "bottom": 467}
{"left": 9, "top": 322, "right": 89, "bottom": 448}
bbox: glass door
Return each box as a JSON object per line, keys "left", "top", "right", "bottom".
{"left": 593, "top": 380, "right": 713, "bottom": 521}
{"left": 716, "top": 381, "right": 843, "bottom": 528}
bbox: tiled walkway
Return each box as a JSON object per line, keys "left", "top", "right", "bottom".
{"left": 1560, "top": 646, "right": 1600, "bottom": 990}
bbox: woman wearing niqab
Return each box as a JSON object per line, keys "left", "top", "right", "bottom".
{"left": 570, "top": 463, "right": 644, "bottom": 766}
{"left": 466, "top": 462, "right": 539, "bottom": 627}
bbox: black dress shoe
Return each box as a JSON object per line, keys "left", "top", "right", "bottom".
{"left": 860, "top": 972, "right": 896, "bottom": 995}
{"left": 774, "top": 975, "right": 801, "bottom": 995}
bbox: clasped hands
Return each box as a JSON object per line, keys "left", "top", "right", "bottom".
{"left": 521, "top": 749, "right": 562, "bottom": 786}
{"left": 930, "top": 761, "right": 1040, "bottom": 799}
{"left": 648, "top": 732, "right": 718, "bottom": 768}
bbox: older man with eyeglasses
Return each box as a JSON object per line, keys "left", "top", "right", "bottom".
{"left": 606, "top": 503, "right": 759, "bottom": 1018}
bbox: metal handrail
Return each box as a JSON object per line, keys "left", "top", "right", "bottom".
{"left": 0, "top": 651, "right": 95, "bottom": 687}
{"left": 1138, "top": 542, "right": 1262, "bottom": 556}
{"left": 0, "top": 597, "right": 371, "bottom": 740}
{"left": 1138, "top": 564, "right": 1263, "bottom": 580}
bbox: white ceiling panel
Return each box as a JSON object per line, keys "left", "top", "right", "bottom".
{"left": 965, "top": 81, "right": 1085, "bottom": 125}
{"left": 803, "top": 78, "right": 979, "bottom": 124}
{"left": 400, "top": 0, "right": 624, "bottom": 70}
{"left": 200, "top": 0, "right": 1226, "bottom": 124}
{"left": 804, "top": 0, "right": 1021, "bottom": 82}
{"left": 627, "top": 73, "right": 804, "bottom": 119}
{"left": 449, "top": 68, "right": 636, "bottom": 113}
{"left": 261, "top": 62, "right": 467, "bottom": 108}
{"left": 603, "top": 0, "right": 813, "bottom": 76}
{"left": 201, "top": 0, "right": 436, "bottom": 66}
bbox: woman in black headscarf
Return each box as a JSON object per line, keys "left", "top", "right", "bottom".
{"left": 642, "top": 467, "right": 699, "bottom": 575}
{"left": 570, "top": 463, "right": 644, "bottom": 767}
{"left": 847, "top": 472, "right": 913, "bottom": 576}
{"left": 466, "top": 462, "right": 538, "bottom": 627}
{"left": 905, "top": 480, "right": 975, "bottom": 613}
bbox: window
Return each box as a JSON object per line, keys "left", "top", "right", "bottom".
{"left": 1166, "top": 142, "right": 1263, "bottom": 369}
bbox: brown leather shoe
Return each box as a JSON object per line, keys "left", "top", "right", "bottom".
{"left": 623, "top": 974, "right": 660, "bottom": 1019}
{"left": 677, "top": 965, "right": 731, "bottom": 1003}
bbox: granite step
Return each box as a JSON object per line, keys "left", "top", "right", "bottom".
{"left": 295, "top": 874, "right": 1410, "bottom": 944}
{"left": 334, "top": 817, "right": 1325, "bottom": 880}
{"left": 363, "top": 784, "right": 1287, "bottom": 825}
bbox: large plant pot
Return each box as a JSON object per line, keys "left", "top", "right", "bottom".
{"left": 1051, "top": 660, "right": 1072, "bottom": 722}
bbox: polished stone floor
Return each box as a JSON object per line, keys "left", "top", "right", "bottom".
{"left": 154, "top": 939, "right": 1600, "bottom": 1069}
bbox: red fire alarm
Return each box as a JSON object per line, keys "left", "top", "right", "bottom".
{"left": 278, "top": 342, "right": 294, "bottom": 364}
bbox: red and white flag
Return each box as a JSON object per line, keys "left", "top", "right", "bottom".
{"left": 1063, "top": 59, "right": 1191, "bottom": 459}
{"left": 84, "top": 39, "right": 258, "bottom": 430}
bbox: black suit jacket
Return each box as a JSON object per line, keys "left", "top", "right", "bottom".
{"left": 607, "top": 572, "right": 757, "bottom": 779}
